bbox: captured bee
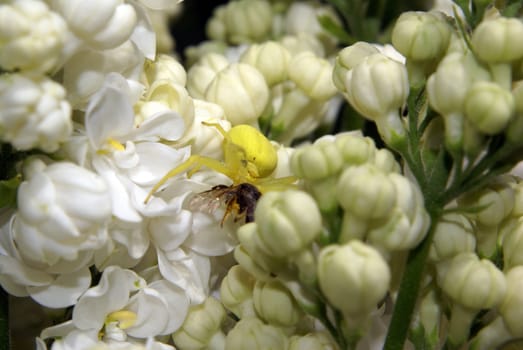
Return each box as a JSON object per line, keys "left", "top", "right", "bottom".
{"left": 189, "top": 183, "right": 261, "bottom": 226}
{"left": 144, "top": 122, "right": 297, "bottom": 225}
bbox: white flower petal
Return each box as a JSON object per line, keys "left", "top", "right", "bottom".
{"left": 147, "top": 280, "right": 189, "bottom": 334}
{"left": 27, "top": 266, "right": 91, "bottom": 308}
{"left": 185, "top": 211, "right": 237, "bottom": 256}
{"left": 72, "top": 266, "right": 145, "bottom": 330}
{"left": 131, "top": 111, "right": 185, "bottom": 142}
{"left": 149, "top": 210, "right": 191, "bottom": 251}
{"left": 126, "top": 288, "right": 169, "bottom": 337}
{"left": 129, "top": 143, "right": 189, "bottom": 186}
{"left": 129, "top": 1, "right": 156, "bottom": 60}
{"left": 0, "top": 254, "right": 52, "bottom": 288}
{"left": 157, "top": 247, "right": 210, "bottom": 303}
{"left": 92, "top": 157, "right": 142, "bottom": 223}
{"left": 85, "top": 73, "right": 134, "bottom": 148}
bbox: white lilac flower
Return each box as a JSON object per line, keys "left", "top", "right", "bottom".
{"left": 252, "top": 279, "right": 303, "bottom": 327}
{"left": 287, "top": 51, "right": 337, "bottom": 101}
{"left": 225, "top": 317, "right": 289, "bottom": 350}
{"left": 253, "top": 190, "right": 322, "bottom": 258}
{"left": 220, "top": 264, "right": 256, "bottom": 318}
{"left": 342, "top": 52, "right": 409, "bottom": 148}
{"left": 69, "top": 266, "right": 188, "bottom": 339}
{"left": 80, "top": 72, "right": 187, "bottom": 219}
{"left": 317, "top": 240, "right": 390, "bottom": 319}
{"left": 283, "top": 2, "right": 340, "bottom": 53}
{"left": 135, "top": 77, "right": 195, "bottom": 131}
{"left": 0, "top": 157, "right": 112, "bottom": 308}
{"left": 0, "top": 73, "right": 72, "bottom": 152}
{"left": 62, "top": 41, "right": 145, "bottom": 109}
{"left": 0, "top": 0, "right": 67, "bottom": 73}
{"left": 391, "top": 11, "right": 452, "bottom": 62}
{"left": 186, "top": 53, "right": 230, "bottom": 99}
{"left": 426, "top": 51, "right": 491, "bottom": 153}
{"left": 240, "top": 41, "right": 291, "bottom": 87}
{"left": 204, "top": 62, "right": 269, "bottom": 126}
{"left": 269, "top": 86, "right": 330, "bottom": 145}
{"left": 50, "top": 0, "right": 138, "bottom": 51}
{"left": 143, "top": 54, "right": 187, "bottom": 88}
{"left": 171, "top": 297, "right": 226, "bottom": 349}
{"left": 208, "top": 0, "right": 273, "bottom": 45}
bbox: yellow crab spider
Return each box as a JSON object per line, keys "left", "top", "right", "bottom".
{"left": 144, "top": 121, "right": 296, "bottom": 203}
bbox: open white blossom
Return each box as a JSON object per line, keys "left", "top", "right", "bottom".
{"left": 0, "top": 73, "right": 72, "bottom": 152}
{"left": 38, "top": 266, "right": 188, "bottom": 347}
{"left": 0, "top": 157, "right": 112, "bottom": 308}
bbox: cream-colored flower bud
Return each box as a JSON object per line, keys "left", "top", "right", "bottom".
{"left": 143, "top": 54, "right": 187, "bottom": 87}
{"left": 220, "top": 265, "right": 256, "bottom": 319}
{"left": 288, "top": 52, "right": 337, "bottom": 100}
{"left": 279, "top": 33, "right": 325, "bottom": 57}
{"left": 205, "top": 63, "right": 269, "bottom": 125}
{"left": 254, "top": 190, "right": 322, "bottom": 258}
{"left": 284, "top": 2, "right": 340, "bottom": 53}
{"left": 138, "top": 80, "right": 194, "bottom": 130}
{"left": 337, "top": 164, "right": 397, "bottom": 220}
{"left": 184, "top": 41, "right": 228, "bottom": 68}
{"left": 464, "top": 81, "right": 515, "bottom": 134}
{"left": 437, "top": 253, "right": 506, "bottom": 310}
{"left": 430, "top": 213, "right": 476, "bottom": 262}
{"left": 333, "top": 42, "right": 380, "bottom": 92}
{"left": 501, "top": 218, "right": 523, "bottom": 269}
{"left": 175, "top": 100, "right": 228, "bottom": 159}
{"left": 373, "top": 148, "right": 401, "bottom": 173}
{"left": 236, "top": 223, "right": 286, "bottom": 281}
{"left": 459, "top": 180, "right": 515, "bottom": 227}
{"left": 472, "top": 17, "right": 523, "bottom": 63}
{"left": 499, "top": 266, "right": 523, "bottom": 336}
{"left": 225, "top": 317, "right": 288, "bottom": 350}
{"left": 426, "top": 51, "right": 491, "bottom": 152}
{"left": 253, "top": 279, "right": 303, "bottom": 327}
{"left": 288, "top": 332, "right": 339, "bottom": 350}
{"left": 51, "top": 0, "right": 137, "bottom": 50}
{"left": 391, "top": 11, "right": 451, "bottom": 62}
{"left": 367, "top": 173, "right": 430, "bottom": 251}
{"left": 223, "top": 0, "right": 273, "bottom": 44}
{"left": 290, "top": 139, "right": 344, "bottom": 180}
{"left": 186, "top": 53, "right": 229, "bottom": 99}
{"left": 269, "top": 87, "right": 327, "bottom": 144}
{"left": 334, "top": 132, "right": 377, "bottom": 166}
{"left": 240, "top": 41, "right": 291, "bottom": 86}
{"left": 0, "top": 1, "right": 67, "bottom": 73}
{"left": 344, "top": 53, "right": 408, "bottom": 147}
{"left": 317, "top": 241, "right": 390, "bottom": 317}
{"left": 206, "top": 5, "right": 227, "bottom": 42}
{"left": 172, "top": 297, "right": 226, "bottom": 350}
{"left": 0, "top": 73, "right": 72, "bottom": 152}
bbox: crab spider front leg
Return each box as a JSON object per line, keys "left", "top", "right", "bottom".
{"left": 143, "top": 155, "right": 236, "bottom": 203}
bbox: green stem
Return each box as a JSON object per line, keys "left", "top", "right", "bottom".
{"left": 0, "top": 288, "right": 9, "bottom": 350}
{"left": 383, "top": 208, "right": 442, "bottom": 350}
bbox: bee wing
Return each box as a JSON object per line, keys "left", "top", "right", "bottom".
{"left": 188, "top": 187, "right": 231, "bottom": 213}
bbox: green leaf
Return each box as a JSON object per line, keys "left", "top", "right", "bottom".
{"left": 409, "top": 324, "right": 439, "bottom": 350}
{"left": 502, "top": 1, "right": 523, "bottom": 17}
{"left": 317, "top": 15, "right": 354, "bottom": 44}
{"left": 0, "top": 175, "right": 20, "bottom": 208}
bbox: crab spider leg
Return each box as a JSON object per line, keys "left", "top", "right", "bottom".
{"left": 202, "top": 121, "right": 229, "bottom": 139}
{"left": 255, "top": 175, "right": 298, "bottom": 193}
{"left": 144, "top": 155, "right": 236, "bottom": 203}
